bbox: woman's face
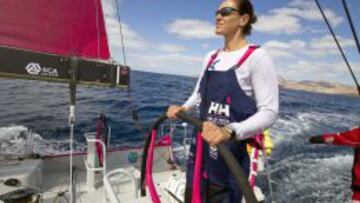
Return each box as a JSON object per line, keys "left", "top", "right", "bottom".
{"left": 215, "top": 0, "right": 248, "bottom": 37}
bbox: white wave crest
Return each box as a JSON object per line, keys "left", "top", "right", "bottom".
{"left": 270, "top": 111, "right": 359, "bottom": 145}
{"left": 0, "top": 125, "right": 85, "bottom": 156}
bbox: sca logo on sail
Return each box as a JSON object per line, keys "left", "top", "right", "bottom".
{"left": 25, "top": 63, "right": 59, "bottom": 77}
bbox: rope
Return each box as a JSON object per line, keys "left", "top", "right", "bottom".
{"left": 115, "top": 0, "right": 127, "bottom": 66}
{"left": 113, "top": 0, "right": 146, "bottom": 137}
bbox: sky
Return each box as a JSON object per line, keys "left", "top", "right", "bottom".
{"left": 102, "top": 0, "right": 360, "bottom": 86}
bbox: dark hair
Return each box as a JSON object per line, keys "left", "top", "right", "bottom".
{"left": 235, "top": 0, "right": 257, "bottom": 36}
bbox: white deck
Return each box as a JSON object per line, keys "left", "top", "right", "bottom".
{"left": 41, "top": 167, "right": 183, "bottom": 203}
{"left": 0, "top": 145, "right": 185, "bottom": 203}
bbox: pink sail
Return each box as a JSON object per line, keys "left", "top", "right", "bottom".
{"left": 0, "top": 0, "right": 110, "bottom": 60}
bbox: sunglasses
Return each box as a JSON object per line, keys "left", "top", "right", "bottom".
{"left": 215, "top": 7, "right": 240, "bottom": 17}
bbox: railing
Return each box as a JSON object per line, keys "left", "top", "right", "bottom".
{"left": 84, "top": 136, "right": 107, "bottom": 173}
{"left": 104, "top": 167, "right": 140, "bottom": 203}
{"left": 160, "top": 122, "right": 189, "bottom": 169}
{"left": 84, "top": 133, "right": 107, "bottom": 200}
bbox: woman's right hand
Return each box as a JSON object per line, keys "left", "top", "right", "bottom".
{"left": 166, "top": 105, "right": 186, "bottom": 119}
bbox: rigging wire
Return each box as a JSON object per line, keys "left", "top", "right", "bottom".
{"left": 314, "top": 0, "right": 360, "bottom": 96}
{"left": 341, "top": 0, "right": 360, "bottom": 55}
{"left": 115, "top": 0, "right": 127, "bottom": 66}
{"left": 114, "top": 0, "right": 148, "bottom": 136}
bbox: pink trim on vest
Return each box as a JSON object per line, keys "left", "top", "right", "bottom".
{"left": 206, "top": 49, "right": 220, "bottom": 69}
{"left": 235, "top": 45, "right": 259, "bottom": 68}
{"left": 205, "top": 45, "right": 259, "bottom": 71}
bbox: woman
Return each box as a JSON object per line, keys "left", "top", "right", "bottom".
{"left": 167, "top": 0, "right": 278, "bottom": 202}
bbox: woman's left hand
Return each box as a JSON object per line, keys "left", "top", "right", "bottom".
{"left": 202, "top": 121, "right": 231, "bottom": 146}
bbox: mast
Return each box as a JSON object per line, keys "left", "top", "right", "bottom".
{"left": 69, "top": 57, "right": 78, "bottom": 203}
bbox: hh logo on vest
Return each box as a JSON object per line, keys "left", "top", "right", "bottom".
{"left": 207, "top": 101, "right": 230, "bottom": 159}
{"left": 207, "top": 101, "right": 230, "bottom": 127}
{"left": 208, "top": 102, "right": 230, "bottom": 117}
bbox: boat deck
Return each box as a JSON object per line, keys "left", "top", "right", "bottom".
{"left": 41, "top": 167, "right": 183, "bottom": 202}
{"left": 0, "top": 146, "right": 185, "bottom": 203}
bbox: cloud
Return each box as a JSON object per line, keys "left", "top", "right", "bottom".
{"left": 263, "top": 34, "right": 355, "bottom": 59}
{"left": 310, "top": 35, "right": 355, "bottom": 49}
{"left": 283, "top": 60, "right": 360, "bottom": 83}
{"left": 158, "top": 44, "right": 186, "bottom": 53}
{"left": 287, "top": 0, "right": 343, "bottom": 26}
{"left": 264, "top": 48, "right": 295, "bottom": 58}
{"left": 102, "top": 0, "right": 148, "bottom": 52}
{"left": 167, "top": 19, "right": 217, "bottom": 39}
{"left": 264, "top": 40, "right": 306, "bottom": 50}
{"left": 305, "top": 35, "right": 356, "bottom": 57}
{"left": 128, "top": 53, "right": 203, "bottom": 76}
{"left": 202, "top": 43, "right": 210, "bottom": 49}
{"left": 263, "top": 40, "right": 306, "bottom": 58}
{"left": 261, "top": 35, "right": 359, "bottom": 85}
{"left": 254, "top": 0, "right": 343, "bottom": 35}
{"left": 101, "top": 1, "right": 204, "bottom": 76}
{"left": 105, "top": 19, "right": 147, "bottom": 50}
{"left": 263, "top": 37, "right": 359, "bottom": 84}
{"left": 255, "top": 11, "right": 302, "bottom": 34}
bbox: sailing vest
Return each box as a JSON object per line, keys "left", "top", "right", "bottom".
{"left": 186, "top": 45, "right": 259, "bottom": 203}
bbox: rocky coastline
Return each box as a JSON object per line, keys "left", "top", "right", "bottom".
{"left": 279, "top": 76, "right": 358, "bottom": 97}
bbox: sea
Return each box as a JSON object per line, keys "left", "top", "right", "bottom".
{"left": 0, "top": 70, "right": 359, "bottom": 203}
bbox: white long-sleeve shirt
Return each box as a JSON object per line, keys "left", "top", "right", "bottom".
{"left": 183, "top": 45, "right": 279, "bottom": 140}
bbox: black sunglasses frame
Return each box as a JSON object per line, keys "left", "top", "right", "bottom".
{"left": 215, "top": 7, "right": 240, "bottom": 17}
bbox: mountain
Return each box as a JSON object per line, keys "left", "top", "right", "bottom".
{"left": 278, "top": 76, "right": 358, "bottom": 96}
